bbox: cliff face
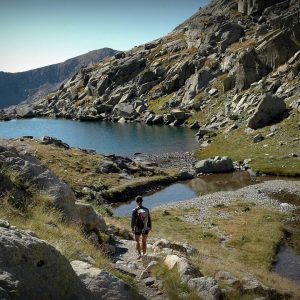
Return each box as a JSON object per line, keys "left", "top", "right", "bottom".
{"left": 238, "top": 0, "right": 287, "bottom": 15}
{"left": 0, "top": 48, "right": 118, "bottom": 108}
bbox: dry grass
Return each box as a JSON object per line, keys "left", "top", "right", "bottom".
{"left": 110, "top": 200, "right": 299, "bottom": 299}
{"left": 228, "top": 38, "right": 257, "bottom": 52}
{"left": 0, "top": 193, "right": 110, "bottom": 270}
{"left": 195, "top": 112, "right": 300, "bottom": 176}
{"left": 25, "top": 139, "right": 121, "bottom": 192}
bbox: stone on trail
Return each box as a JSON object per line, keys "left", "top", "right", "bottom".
{"left": 71, "top": 260, "right": 143, "bottom": 299}
{"left": 188, "top": 277, "right": 223, "bottom": 300}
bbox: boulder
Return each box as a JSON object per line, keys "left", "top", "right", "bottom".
{"left": 291, "top": 99, "right": 300, "bottom": 112}
{"left": 189, "top": 121, "right": 200, "bottom": 130}
{"left": 248, "top": 94, "right": 286, "bottom": 129}
{"left": 0, "top": 147, "right": 75, "bottom": 213}
{"left": 98, "top": 161, "right": 120, "bottom": 173}
{"left": 0, "top": 145, "right": 106, "bottom": 233}
{"left": 113, "top": 103, "right": 137, "bottom": 119}
{"left": 170, "top": 109, "right": 190, "bottom": 122}
{"left": 216, "top": 23, "right": 244, "bottom": 53}
{"left": 154, "top": 239, "right": 198, "bottom": 256}
{"left": 188, "top": 277, "right": 222, "bottom": 300}
{"left": 164, "top": 254, "right": 180, "bottom": 270}
{"left": 176, "top": 257, "right": 203, "bottom": 282}
{"left": 97, "top": 76, "right": 111, "bottom": 96}
{"left": 195, "top": 157, "right": 234, "bottom": 174}
{"left": 74, "top": 203, "right": 107, "bottom": 232}
{"left": 152, "top": 115, "right": 164, "bottom": 125}
{"left": 71, "top": 260, "right": 142, "bottom": 300}
{"left": 253, "top": 134, "right": 264, "bottom": 143}
{"left": 0, "top": 221, "right": 90, "bottom": 299}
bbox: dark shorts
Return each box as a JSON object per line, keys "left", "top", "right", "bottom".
{"left": 134, "top": 230, "right": 149, "bottom": 236}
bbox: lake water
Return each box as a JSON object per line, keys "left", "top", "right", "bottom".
{"left": 0, "top": 118, "right": 198, "bottom": 156}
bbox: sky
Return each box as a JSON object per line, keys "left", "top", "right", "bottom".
{"left": 0, "top": 0, "right": 209, "bottom": 73}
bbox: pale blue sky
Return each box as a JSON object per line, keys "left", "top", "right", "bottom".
{"left": 0, "top": 0, "right": 209, "bottom": 73}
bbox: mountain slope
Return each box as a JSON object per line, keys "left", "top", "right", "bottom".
{"left": 3, "top": 0, "right": 300, "bottom": 174}
{"left": 0, "top": 48, "right": 118, "bottom": 108}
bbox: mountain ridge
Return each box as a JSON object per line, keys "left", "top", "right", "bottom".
{"left": 0, "top": 48, "right": 118, "bottom": 108}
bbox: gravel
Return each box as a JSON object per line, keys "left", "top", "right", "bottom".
{"left": 154, "top": 180, "right": 300, "bottom": 223}
{"left": 133, "top": 152, "right": 197, "bottom": 169}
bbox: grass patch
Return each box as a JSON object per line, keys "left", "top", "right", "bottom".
{"left": 152, "top": 263, "right": 200, "bottom": 300}
{"left": 108, "top": 201, "right": 299, "bottom": 299}
{"left": 194, "top": 112, "right": 300, "bottom": 176}
{"left": 148, "top": 93, "right": 175, "bottom": 114}
{"left": 0, "top": 193, "right": 110, "bottom": 269}
{"left": 0, "top": 191, "right": 136, "bottom": 287}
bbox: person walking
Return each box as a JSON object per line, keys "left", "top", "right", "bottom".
{"left": 131, "top": 196, "right": 152, "bottom": 259}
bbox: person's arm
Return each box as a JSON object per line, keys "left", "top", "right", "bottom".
{"left": 148, "top": 210, "right": 152, "bottom": 231}
{"left": 131, "top": 209, "right": 136, "bottom": 232}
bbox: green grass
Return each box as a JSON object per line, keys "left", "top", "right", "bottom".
{"left": 194, "top": 112, "right": 300, "bottom": 176}
{"left": 148, "top": 93, "right": 175, "bottom": 114}
{"left": 152, "top": 263, "right": 200, "bottom": 300}
{"left": 105, "top": 199, "right": 300, "bottom": 299}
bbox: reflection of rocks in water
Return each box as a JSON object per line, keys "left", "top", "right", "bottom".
{"left": 187, "top": 172, "right": 262, "bottom": 195}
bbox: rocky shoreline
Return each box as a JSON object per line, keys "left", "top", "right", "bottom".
{"left": 154, "top": 179, "right": 300, "bottom": 223}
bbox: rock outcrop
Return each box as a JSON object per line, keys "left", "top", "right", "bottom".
{"left": 71, "top": 260, "right": 142, "bottom": 300}
{"left": 238, "top": 0, "right": 286, "bottom": 15}
{"left": 0, "top": 220, "right": 91, "bottom": 299}
{"left": 0, "top": 143, "right": 106, "bottom": 233}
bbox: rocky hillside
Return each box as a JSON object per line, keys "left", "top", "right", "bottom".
{"left": 2, "top": 0, "right": 300, "bottom": 175}
{"left": 0, "top": 48, "right": 118, "bottom": 108}
{"left": 1, "top": 138, "right": 299, "bottom": 299}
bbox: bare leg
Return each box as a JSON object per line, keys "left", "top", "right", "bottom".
{"left": 142, "top": 234, "right": 148, "bottom": 255}
{"left": 135, "top": 235, "right": 141, "bottom": 255}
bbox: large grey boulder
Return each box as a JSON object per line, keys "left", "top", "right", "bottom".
{"left": 0, "top": 146, "right": 75, "bottom": 213}
{"left": 0, "top": 221, "right": 90, "bottom": 299}
{"left": 71, "top": 260, "right": 143, "bottom": 300}
{"left": 113, "top": 103, "right": 137, "bottom": 119}
{"left": 248, "top": 94, "right": 286, "bottom": 129}
{"left": 216, "top": 23, "right": 244, "bottom": 53}
{"left": 291, "top": 99, "right": 300, "bottom": 112}
{"left": 188, "top": 277, "right": 222, "bottom": 300}
{"left": 195, "top": 157, "right": 234, "bottom": 174}
{"left": 75, "top": 203, "right": 107, "bottom": 232}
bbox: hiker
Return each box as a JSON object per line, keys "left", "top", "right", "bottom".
{"left": 131, "top": 195, "right": 152, "bottom": 258}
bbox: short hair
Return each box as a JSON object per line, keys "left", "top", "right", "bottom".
{"left": 135, "top": 195, "right": 143, "bottom": 203}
